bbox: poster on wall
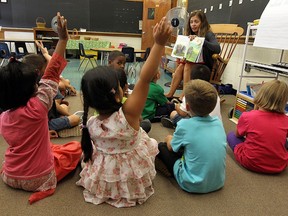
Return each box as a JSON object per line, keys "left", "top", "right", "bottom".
{"left": 254, "top": 0, "right": 288, "bottom": 50}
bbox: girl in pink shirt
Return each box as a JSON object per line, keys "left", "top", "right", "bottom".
{"left": 227, "top": 80, "right": 288, "bottom": 173}
{"left": 0, "top": 13, "right": 81, "bottom": 204}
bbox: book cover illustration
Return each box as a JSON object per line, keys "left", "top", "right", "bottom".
{"left": 171, "top": 35, "right": 205, "bottom": 63}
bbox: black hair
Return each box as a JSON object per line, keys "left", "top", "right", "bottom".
{"left": 190, "top": 64, "right": 211, "bottom": 82}
{"left": 22, "top": 54, "right": 47, "bottom": 71}
{"left": 115, "top": 68, "right": 127, "bottom": 89}
{"left": 108, "top": 50, "right": 125, "bottom": 61}
{"left": 0, "top": 59, "right": 38, "bottom": 111}
{"left": 22, "top": 54, "right": 47, "bottom": 83}
{"left": 80, "top": 66, "right": 122, "bottom": 162}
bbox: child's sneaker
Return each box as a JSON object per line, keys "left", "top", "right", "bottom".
{"left": 171, "top": 98, "right": 181, "bottom": 104}
{"left": 73, "top": 111, "right": 84, "bottom": 124}
{"left": 161, "top": 117, "right": 175, "bottom": 129}
{"left": 58, "top": 125, "right": 82, "bottom": 138}
{"left": 155, "top": 157, "right": 172, "bottom": 177}
{"left": 73, "top": 111, "right": 84, "bottom": 117}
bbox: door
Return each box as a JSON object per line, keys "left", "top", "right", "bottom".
{"left": 141, "top": 0, "right": 172, "bottom": 50}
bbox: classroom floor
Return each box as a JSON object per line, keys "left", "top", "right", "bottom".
{"left": 61, "top": 58, "right": 181, "bottom": 95}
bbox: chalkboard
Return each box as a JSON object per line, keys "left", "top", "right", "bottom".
{"left": 188, "top": 0, "right": 269, "bottom": 31}
{"left": 0, "top": 0, "right": 143, "bottom": 34}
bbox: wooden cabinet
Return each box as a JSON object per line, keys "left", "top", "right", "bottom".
{"left": 33, "top": 28, "right": 58, "bottom": 49}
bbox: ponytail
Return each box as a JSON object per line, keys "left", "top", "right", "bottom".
{"left": 81, "top": 99, "right": 93, "bottom": 162}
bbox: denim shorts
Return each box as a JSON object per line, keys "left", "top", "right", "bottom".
{"left": 54, "top": 89, "right": 64, "bottom": 100}
{"left": 48, "top": 116, "right": 71, "bottom": 131}
{"left": 172, "top": 114, "right": 189, "bottom": 126}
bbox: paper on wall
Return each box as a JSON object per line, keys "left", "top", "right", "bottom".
{"left": 254, "top": 0, "right": 288, "bottom": 50}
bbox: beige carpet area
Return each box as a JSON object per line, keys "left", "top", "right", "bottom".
{"left": 0, "top": 94, "right": 287, "bottom": 216}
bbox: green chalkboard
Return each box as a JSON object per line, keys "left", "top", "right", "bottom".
{"left": 0, "top": 0, "right": 143, "bottom": 34}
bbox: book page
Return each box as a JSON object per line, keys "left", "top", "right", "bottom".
{"left": 171, "top": 35, "right": 190, "bottom": 59}
{"left": 185, "top": 37, "right": 205, "bottom": 63}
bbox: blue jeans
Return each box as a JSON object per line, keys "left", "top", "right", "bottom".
{"left": 49, "top": 116, "right": 71, "bottom": 131}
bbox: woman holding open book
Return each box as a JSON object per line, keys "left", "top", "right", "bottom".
{"left": 165, "top": 10, "right": 221, "bottom": 99}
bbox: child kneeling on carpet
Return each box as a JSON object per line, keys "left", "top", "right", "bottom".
{"left": 227, "top": 80, "right": 288, "bottom": 174}
{"left": 0, "top": 12, "right": 82, "bottom": 204}
{"left": 156, "top": 79, "right": 227, "bottom": 193}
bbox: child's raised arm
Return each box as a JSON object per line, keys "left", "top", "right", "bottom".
{"left": 42, "top": 12, "right": 68, "bottom": 83}
{"left": 123, "top": 17, "right": 172, "bottom": 130}
{"left": 35, "top": 40, "right": 52, "bottom": 62}
{"left": 37, "top": 12, "right": 68, "bottom": 110}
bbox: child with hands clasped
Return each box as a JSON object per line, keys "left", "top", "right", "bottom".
{"left": 76, "top": 17, "right": 172, "bottom": 208}
{"left": 0, "top": 13, "right": 81, "bottom": 204}
{"left": 157, "top": 79, "right": 227, "bottom": 193}
{"left": 227, "top": 80, "right": 288, "bottom": 174}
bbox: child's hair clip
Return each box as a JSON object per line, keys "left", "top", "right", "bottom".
{"left": 81, "top": 124, "right": 87, "bottom": 129}
{"left": 110, "top": 88, "right": 116, "bottom": 94}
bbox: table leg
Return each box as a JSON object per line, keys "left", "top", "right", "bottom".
{"left": 100, "top": 51, "right": 104, "bottom": 65}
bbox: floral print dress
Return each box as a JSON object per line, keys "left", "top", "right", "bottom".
{"left": 76, "top": 108, "right": 158, "bottom": 208}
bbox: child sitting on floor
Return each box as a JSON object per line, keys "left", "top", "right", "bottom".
{"left": 35, "top": 40, "right": 77, "bottom": 97}
{"left": 109, "top": 50, "right": 152, "bottom": 133}
{"left": 142, "top": 69, "right": 175, "bottom": 122}
{"left": 156, "top": 79, "right": 227, "bottom": 193}
{"left": 0, "top": 12, "right": 82, "bottom": 204}
{"left": 227, "top": 80, "right": 288, "bottom": 174}
{"left": 32, "top": 41, "right": 82, "bottom": 138}
{"left": 161, "top": 64, "right": 222, "bottom": 128}
{"left": 76, "top": 17, "right": 172, "bottom": 207}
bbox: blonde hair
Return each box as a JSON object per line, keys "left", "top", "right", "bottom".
{"left": 184, "top": 79, "right": 217, "bottom": 116}
{"left": 254, "top": 80, "right": 288, "bottom": 113}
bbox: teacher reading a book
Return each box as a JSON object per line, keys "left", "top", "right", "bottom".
{"left": 165, "top": 10, "right": 221, "bottom": 100}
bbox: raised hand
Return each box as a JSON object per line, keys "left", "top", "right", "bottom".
{"left": 35, "top": 40, "right": 48, "bottom": 55}
{"left": 56, "top": 12, "right": 68, "bottom": 41}
{"left": 153, "top": 17, "right": 172, "bottom": 46}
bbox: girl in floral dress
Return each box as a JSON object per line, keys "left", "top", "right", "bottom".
{"left": 76, "top": 17, "right": 172, "bottom": 208}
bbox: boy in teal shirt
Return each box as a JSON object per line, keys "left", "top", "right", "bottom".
{"left": 156, "top": 79, "right": 227, "bottom": 193}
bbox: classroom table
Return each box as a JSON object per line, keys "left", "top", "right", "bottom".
{"left": 91, "top": 47, "right": 146, "bottom": 65}
{"left": 66, "top": 40, "right": 111, "bottom": 50}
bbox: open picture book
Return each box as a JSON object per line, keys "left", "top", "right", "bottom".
{"left": 171, "top": 35, "right": 205, "bottom": 62}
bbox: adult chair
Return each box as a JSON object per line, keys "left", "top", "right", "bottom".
{"left": 14, "top": 42, "right": 30, "bottom": 58}
{"left": 78, "top": 43, "right": 98, "bottom": 72}
{"left": 209, "top": 24, "right": 244, "bottom": 85}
